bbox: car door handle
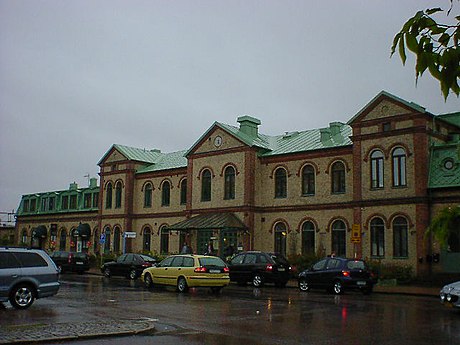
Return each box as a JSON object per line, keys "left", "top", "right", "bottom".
{"left": 12, "top": 275, "right": 18, "bottom": 278}
{"left": 164, "top": 268, "right": 168, "bottom": 270}
{"left": 178, "top": 268, "right": 181, "bottom": 271}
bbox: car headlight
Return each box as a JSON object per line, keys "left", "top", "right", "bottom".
{"left": 440, "top": 294, "right": 446, "bottom": 302}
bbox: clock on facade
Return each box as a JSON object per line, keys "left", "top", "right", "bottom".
{"left": 214, "top": 136, "right": 223, "bottom": 147}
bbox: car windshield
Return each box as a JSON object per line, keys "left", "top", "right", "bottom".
{"left": 347, "top": 260, "right": 366, "bottom": 270}
{"left": 74, "top": 253, "right": 87, "bottom": 259}
{"left": 199, "top": 257, "right": 226, "bottom": 268}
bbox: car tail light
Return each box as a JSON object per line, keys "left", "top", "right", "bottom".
{"left": 142, "top": 263, "right": 152, "bottom": 268}
{"left": 266, "top": 264, "right": 273, "bottom": 272}
{"left": 194, "top": 267, "right": 208, "bottom": 273}
{"left": 68, "top": 253, "right": 73, "bottom": 264}
{"left": 342, "top": 270, "right": 350, "bottom": 277}
{"left": 223, "top": 267, "right": 229, "bottom": 273}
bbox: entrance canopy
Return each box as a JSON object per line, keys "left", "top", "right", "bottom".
{"left": 166, "top": 212, "right": 247, "bottom": 232}
{"left": 75, "top": 223, "right": 91, "bottom": 239}
{"left": 32, "top": 225, "right": 47, "bottom": 238}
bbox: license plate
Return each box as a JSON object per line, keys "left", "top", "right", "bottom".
{"left": 209, "top": 269, "right": 221, "bottom": 273}
{"left": 76, "top": 262, "right": 83, "bottom": 265}
{"left": 357, "top": 281, "right": 366, "bottom": 286}
{"left": 278, "top": 268, "right": 285, "bottom": 271}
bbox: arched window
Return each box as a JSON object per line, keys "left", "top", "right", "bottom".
{"left": 70, "top": 229, "right": 78, "bottom": 252}
{"left": 144, "top": 183, "right": 153, "bottom": 208}
{"left": 105, "top": 183, "right": 113, "bottom": 209}
{"left": 143, "top": 227, "right": 151, "bottom": 252}
{"left": 161, "top": 181, "right": 171, "bottom": 206}
{"left": 160, "top": 226, "right": 169, "bottom": 254}
{"left": 302, "top": 165, "right": 315, "bottom": 196}
{"left": 274, "top": 168, "right": 287, "bottom": 198}
{"left": 115, "top": 182, "right": 122, "bottom": 208}
{"left": 331, "top": 162, "right": 345, "bottom": 194}
{"left": 371, "top": 218, "right": 385, "bottom": 257}
{"left": 113, "top": 227, "right": 121, "bottom": 253}
{"left": 274, "top": 222, "right": 287, "bottom": 257}
{"left": 393, "top": 217, "right": 408, "bottom": 257}
{"left": 180, "top": 179, "right": 187, "bottom": 205}
{"left": 59, "top": 229, "right": 67, "bottom": 251}
{"left": 302, "top": 221, "right": 315, "bottom": 254}
{"left": 331, "top": 220, "right": 346, "bottom": 257}
{"left": 392, "top": 147, "right": 407, "bottom": 187}
{"left": 201, "top": 169, "right": 212, "bottom": 202}
{"left": 224, "top": 166, "right": 236, "bottom": 200}
{"left": 104, "top": 227, "right": 111, "bottom": 254}
{"left": 370, "top": 150, "right": 384, "bottom": 189}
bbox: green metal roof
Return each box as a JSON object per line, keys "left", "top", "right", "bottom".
{"left": 437, "top": 112, "right": 460, "bottom": 129}
{"left": 98, "top": 144, "right": 163, "bottom": 165}
{"left": 166, "top": 212, "right": 247, "bottom": 231}
{"left": 428, "top": 142, "right": 460, "bottom": 189}
{"left": 136, "top": 150, "right": 188, "bottom": 174}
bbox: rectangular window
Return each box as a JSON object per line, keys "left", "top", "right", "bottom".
{"left": 84, "top": 194, "right": 92, "bottom": 208}
{"left": 69, "top": 195, "right": 77, "bottom": 209}
{"left": 49, "top": 196, "right": 55, "bottom": 211}
{"left": 382, "top": 122, "right": 391, "bottom": 132}
{"left": 61, "top": 196, "right": 69, "bottom": 210}
{"left": 41, "top": 198, "right": 48, "bottom": 212}
{"left": 92, "top": 192, "right": 99, "bottom": 208}
{"left": 23, "top": 199, "right": 30, "bottom": 213}
{"left": 30, "top": 199, "right": 36, "bottom": 212}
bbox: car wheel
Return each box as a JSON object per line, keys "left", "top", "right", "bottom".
{"left": 252, "top": 274, "right": 264, "bottom": 287}
{"left": 129, "top": 269, "right": 137, "bottom": 280}
{"left": 177, "top": 277, "right": 188, "bottom": 293}
{"left": 104, "top": 267, "right": 111, "bottom": 278}
{"left": 9, "top": 284, "right": 35, "bottom": 309}
{"left": 299, "top": 279, "right": 310, "bottom": 292}
{"left": 144, "top": 274, "right": 153, "bottom": 288}
{"left": 333, "top": 280, "right": 343, "bottom": 295}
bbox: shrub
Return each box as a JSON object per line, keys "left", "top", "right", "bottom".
{"left": 287, "top": 253, "right": 321, "bottom": 275}
{"left": 367, "top": 260, "right": 413, "bottom": 283}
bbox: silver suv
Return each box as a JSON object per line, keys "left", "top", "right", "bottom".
{"left": 0, "top": 247, "right": 60, "bottom": 309}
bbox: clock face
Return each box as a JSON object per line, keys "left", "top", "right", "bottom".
{"left": 444, "top": 159, "right": 454, "bottom": 170}
{"left": 214, "top": 136, "right": 222, "bottom": 147}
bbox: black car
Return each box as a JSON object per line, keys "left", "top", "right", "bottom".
{"left": 227, "top": 251, "right": 292, "bottom": 287}
{"left": 101, "top": 253, "right": 157, "bottom": 279}
{"left": 298, "top": 257, "right": 375, "bottom": 294}
{"left": 49, "top": 251, "right": 90, "bottom": 274}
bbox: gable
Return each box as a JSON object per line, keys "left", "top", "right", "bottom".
{"left": 348, "top": 91, "right": 427, "bottom": 125}
{"left": 99, "top": 147, "right": 128, "bottom": 165}
{"left": 192, "top": 127, "right": 246, "bottom": 155}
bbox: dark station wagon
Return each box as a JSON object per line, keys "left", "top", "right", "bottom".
{"left": 298, "top": 257, "right": 376, "bottom": 294}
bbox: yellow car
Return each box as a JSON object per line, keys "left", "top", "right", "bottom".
{"left": 141, "top": 254, "right": 230, "bottom": 293}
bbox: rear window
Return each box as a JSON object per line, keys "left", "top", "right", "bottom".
{"left": 15, "top": 252, "right": 48, "bottom": 267}
{"left": 74, "top": 253, "right": 87, "bottom": 259}
{"left": 199, "top": 257, "right": 226, "bottom": 268}
{"left": 270, "top": 254, "right": 289, "bottom": 266}
{"left": 347, "top": 260, "right": 366, "bottom": 270}
{"left": 139, "top": 255, "right": 156, "bottom": 263}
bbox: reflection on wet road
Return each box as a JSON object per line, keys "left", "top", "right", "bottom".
{"left": 1, "top": 274, "right": 459, "bottom": 345}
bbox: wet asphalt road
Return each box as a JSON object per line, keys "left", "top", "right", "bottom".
{"left": 1, "top": 274, "right": 459, "bottom": 345}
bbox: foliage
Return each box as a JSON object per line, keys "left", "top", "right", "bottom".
{"left": 287, "top": 253, "right": 321, "bottom": 275}
{"left": 0, "top": 235, "right": 11, "bottom": 246}
{"left": 101, "top": 252, "right": 117, "bottom": 264}
{"left": 367, "top": 260, "right": 414, "bottom": 283}
{"left": 425, "top": 206, "right": 460, "bottom": 247}
{"left": 391, "top": 1, "right": 460, "bottom": 100}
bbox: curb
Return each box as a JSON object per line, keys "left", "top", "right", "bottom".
{"left": 0, "top": 320, "right": 155, "bottom": 345}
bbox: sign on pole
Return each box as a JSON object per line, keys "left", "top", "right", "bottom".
{"left": 351, "top": 224, "right": 361, "bottom": 243}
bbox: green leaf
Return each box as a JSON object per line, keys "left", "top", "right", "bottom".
{"left": 439, "top": 33, "right": 450, "bottom": 47}
{"left": 406, "top": 33, "right": 419, "bottom": 53}
{"left": 399, "top": 35, "right": 407, "bottom": 65}
{"left": 426, "top": 8, "right": 443, "bottom": 15}
{"left": 390, "top": 33, "right": 402, "bottom": 56}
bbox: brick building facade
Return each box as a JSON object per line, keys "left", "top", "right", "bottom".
{"left": 15, "top": 91, "right": 460, "bottom": 276}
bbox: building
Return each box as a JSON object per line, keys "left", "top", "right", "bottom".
{"left": 15, "top": 91, "right": 460, "bottom": 276}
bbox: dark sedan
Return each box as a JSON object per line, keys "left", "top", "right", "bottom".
{"left": 101, "top": 253, "right": 157, "bottom": 279}
{"left": 227, "top": 251, "right": 292, "bottom": 287}
{"left": 298, "top": 257, "right": 375, "bottom": 294}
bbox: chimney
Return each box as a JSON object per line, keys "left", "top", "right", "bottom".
{"left": 320, "top": 128, "right": 331, "bottom": 143}
{"left": 237, "top": 116, "right": 261, "bottom": 138}
{"left": 89, "top": 178, "right": 98, "bottom": 188}
{"left": 329, "top": 122, "right": 342, "bottom": 136}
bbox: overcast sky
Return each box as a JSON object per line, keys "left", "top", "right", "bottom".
{"left": 0, "top": 0, "right": 458, "bottom": 216}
